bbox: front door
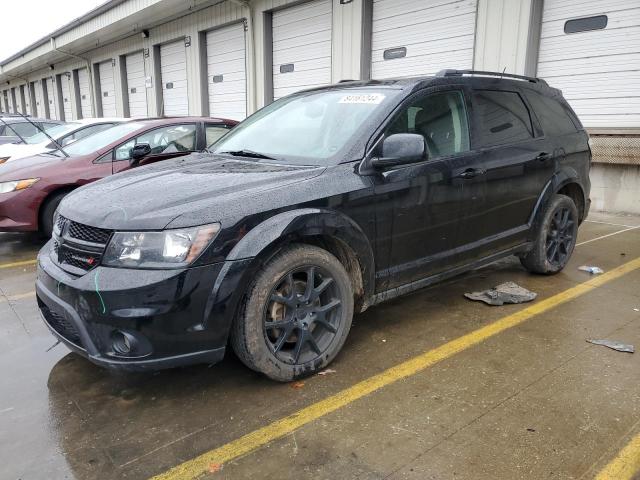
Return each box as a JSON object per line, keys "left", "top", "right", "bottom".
{"left": 112, "top": 123, "right": 197, "bottom": 174}
{"left": 371, "top": 88, "right": 488, "bottom": 290}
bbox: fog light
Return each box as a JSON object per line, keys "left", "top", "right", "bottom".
{"left": 112, "top": 330, "right": 135, "bottom": 355}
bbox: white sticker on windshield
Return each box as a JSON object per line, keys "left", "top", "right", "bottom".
{"left": 339, "top": 93, "right": 385, "bottom": 104}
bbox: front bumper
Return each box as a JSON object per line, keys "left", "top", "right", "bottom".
{"left": 0, "top": 189, "right": 39, "bottom": 232}
{"left": 36, "top": 240, "right": 253, "bottom": 371}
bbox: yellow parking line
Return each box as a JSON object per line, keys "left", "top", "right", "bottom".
{"left": 150, "top": 256, "right": 640, "bottom": 480}
{"left": 595, "top": 432, "right": 640, "bottom": 480}
{"left": 0, "top": 291, "right": 35, "bottom": 303}
{"left": 0, "top": 259, "right": 37, "bottom": 270}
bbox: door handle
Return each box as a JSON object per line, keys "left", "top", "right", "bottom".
{"left": 456, "top": 168, "right": 486, "bottom": 179}
{"left": 536, "top": 152, "right": 551, "bottom": 161}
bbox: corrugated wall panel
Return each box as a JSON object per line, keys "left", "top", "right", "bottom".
{"left": 537, "top": 0, "right": 640, "bottom": 127}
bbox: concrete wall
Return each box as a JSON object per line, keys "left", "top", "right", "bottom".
{"left": 590, "top": 164, "right": 640, "bottom": 215}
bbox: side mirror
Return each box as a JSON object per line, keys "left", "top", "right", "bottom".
{"left": 370, "top": 133, "right": 427, "bottom": 169}
{"left": 130, "top": 143, "right": 151, "bottom": 164}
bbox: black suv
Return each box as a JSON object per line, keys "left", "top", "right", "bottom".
{"left": 36, "top": 70, "right": 590, "bottom": 381}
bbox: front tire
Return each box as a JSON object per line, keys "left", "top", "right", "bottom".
{"left": 520, "top": 194, "right": 578, "bottom": 274}
{"left": 230, "top": 244, "right": 354, "bottom": 382}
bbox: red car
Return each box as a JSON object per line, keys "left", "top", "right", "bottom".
{"left": 0, "top": 117, "right": 237, "bottom": 236}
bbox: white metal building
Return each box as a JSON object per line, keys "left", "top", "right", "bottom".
{"left": 0, "top": 0, "right": 638, "bottom": 212}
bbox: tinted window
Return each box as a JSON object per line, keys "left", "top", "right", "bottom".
{"left": 386, "top": 91, "right": 470, "bottom": 158}
{"left": 473, "top": 90, "right": 533, "bottom": 148}
{"left": 564, "top": 15, "right": 607, "bottom": 34}
{"left": 10, "top": 122, "right": 40, "bottom": 137}
{"left": 524, "top": 91, "right": 578, "bottom": 136}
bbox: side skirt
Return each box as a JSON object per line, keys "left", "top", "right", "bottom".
{"left": 369, "top": 243, "right": 531, "bottom": 306}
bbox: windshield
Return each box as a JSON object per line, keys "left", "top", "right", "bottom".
{"left": 211, "top": 89, "right": 395, "bottom": 165}
{"left": 59, "top": 122, "right": 144, "bottom": 156}
{"left": 24, "top": 123, "right": 79, "bottom": 145}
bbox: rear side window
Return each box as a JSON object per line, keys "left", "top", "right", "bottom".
{"left": 524, "top": 91, "right": 578, "bottom": 136}
{"left": 472, "top": 90, "right": 534, "bottom": 148}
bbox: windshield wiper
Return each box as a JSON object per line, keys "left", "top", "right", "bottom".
{"left": 13, "top": 112, "right": 69, "bottom": 158}
{"left": 219, "top": 149, "right": 277, "bottom": 160}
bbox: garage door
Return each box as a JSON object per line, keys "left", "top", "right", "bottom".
{"left": 272, "top": 0, "right": 332, "bottom": 100}
{"left": 13, "top": 87, "right": 22, "bottom": 114}
{"left": 160, "top": 40, "right": 189, "bottom": 116}
{"left": 45, "top": 77, "right": 58, "bottom": 120}
{"left": 34, "top": 81, "right": 44, "bottom": 117}
{"left": 21, "top": 85, "right": 30, "bottom": 115}
{"left": 60, "top": 73, "right": 73, "bottom": 121}
{"left": 371, "top": 0, "right": 477, "bottom": 79}
{"left": 537, "top": 0, "right": 640, "bottom": 127}
{"left": 125, "top": 52, "right": 148, "bottom": 118}
{"left": 99, "top": 60, "right": 117, "bottom": 117}
{"left": 206, "top": 23, "right": 247, "bottom": 120}
{"left": 77, "top": 68, "right": 93, "bottom": 118}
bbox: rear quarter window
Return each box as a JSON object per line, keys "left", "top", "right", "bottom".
{"left": 525, "top": 91, "right": 579, "bottom": 136}
{"left": 472, "top": 90, "right": 534, "bottom": 148}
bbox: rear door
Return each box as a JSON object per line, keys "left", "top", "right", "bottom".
{"left": 469, "top": 88, "right": 554, "bottom": 254}
{"left": 111, "top": 123, "right": 197, "bottom": 173}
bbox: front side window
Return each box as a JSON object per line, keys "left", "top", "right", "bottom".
{"left": 473, "top": 90, "right": 534, "bottom": 148}
{"left": 211, "top": 89, "right": 399, "bottom": 165}
{"left": 114, "top": 124, "right": 196, "bottom": 161}
{"left": 386, "top": 90, "right": 470, "bottom": 158}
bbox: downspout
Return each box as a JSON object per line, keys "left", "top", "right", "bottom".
{"left": 50, "top": 37, "right": 97, "bottom": 117}
{"left": 229, "top": 0, "right": 255, "bottom": 115}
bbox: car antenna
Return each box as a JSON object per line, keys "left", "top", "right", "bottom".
{"left": 500, "top": 66, "right": 506, "bottom": 79}
{"left": 0, "top": 116, "right": 27, "bottom": 144}
{"left": 14, "top": 111, "right": 69, "bottom": 158}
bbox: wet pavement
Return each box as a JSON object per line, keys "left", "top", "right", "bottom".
{"left": 1, "top": 212, "right": 640, "bottom": 480}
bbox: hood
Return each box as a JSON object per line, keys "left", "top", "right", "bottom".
{"left": 0, "top": 152, "right": 64, "bottom": 180}
{"left": 0, "top": 143, "right": 47, "bottom": 162}
{"left": 59, "top": 153, "right": 326, "bottom": 230}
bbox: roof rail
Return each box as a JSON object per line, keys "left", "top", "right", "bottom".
{"left": 435, "top": 69, "right": 548, "bottom": 86}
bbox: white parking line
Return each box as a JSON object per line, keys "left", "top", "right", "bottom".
{"left": 576, "top": 226, "right": 640, "bottom": 247}
{"left": 585, "top": 220, "right": 640, "bottom": 229}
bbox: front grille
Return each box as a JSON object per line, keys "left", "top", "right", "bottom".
{"left": 67, "top": 221, "right": 112, "bottom": 244}
{"left": 39, "top": 301, "right": 84, "bottom": 348}
{"left": 52, "top": 217, "right": 111, "bottom": 274}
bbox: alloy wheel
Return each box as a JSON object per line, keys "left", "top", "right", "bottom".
{"left": 263, "top": 266, "right": 343, "bottom": 365}
{"left": 545, "top": 207, "right": 575, "bottom": 267}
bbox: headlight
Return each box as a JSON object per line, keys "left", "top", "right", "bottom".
{"left": 0, "top": 178, "right": 39, "bottom": 194}
{"left": 102, "top": 223, "right": 221, "bottom": 269}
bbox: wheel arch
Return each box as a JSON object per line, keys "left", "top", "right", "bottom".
{"left": 38, "top": 185, "right": 78, "bottom": 231}
{"left": 228, "top": 208, "right": 375, "bottom": 310}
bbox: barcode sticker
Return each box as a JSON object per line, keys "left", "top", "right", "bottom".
{"left": 338, "top": 94, "right": 385, "bottom": 104}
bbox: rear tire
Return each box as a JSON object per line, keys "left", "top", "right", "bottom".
{"left": 40, "top": 191, "right": 68, "bottom": 238}
{"left": 520, "top": 194, "right": 578, "bottom": 274}
{"left": 230, "top": 244, "right": 354, "bottom": 382}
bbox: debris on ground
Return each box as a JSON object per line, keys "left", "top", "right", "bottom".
{"left": 587, "top": 339, "right": 635, "bottom": 353}
{"left": 291, "top": 382, "right": 305, "bottom": 389}
{"left": 633, "top": 308, "right": 639, "bottom": 312}
{"left": 208, "top": 462, "right": 223, "bottom": 473}
{"left": 578, "top": 265, "right": 604, "bottom": 274}
{"left": 464, "top": 282, "right": 537, "bottom": 306}
{"left": 317, "top": 369, "right": 337, "bottom": 376}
